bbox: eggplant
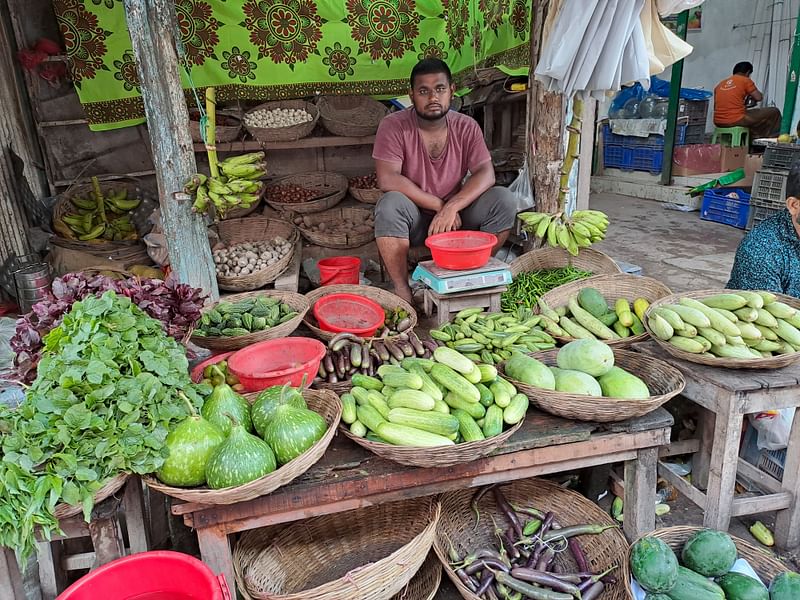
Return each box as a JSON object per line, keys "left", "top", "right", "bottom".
{"left": 397, "top": 340, "right": 414, "bottom": 357}
{"left": 383, "top": 339, "right": 405, "bottom": 361}
{"left": 407, "top": 331, "right": 425, "bottom": 356}
{"left": 323, "top": 353, "right": 335, "bottom": 376}
{"left": 373, "top": 340, "right": 390, "bottom": 362}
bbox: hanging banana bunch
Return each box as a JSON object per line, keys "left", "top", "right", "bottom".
{"left": 54, "top": 176, "right": 141, "bottom": 242}
{"left": 184, "top": 87, "right": 267, "bottom": 220}
{"left": 517, "top": 209, "right": 609, "bottom": 256}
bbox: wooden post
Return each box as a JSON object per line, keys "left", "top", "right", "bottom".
{"left": 527, "top": 0, "right": 565, "bottom": 214}
{"left": 122, "top": 0, "right": 218, "bottom": 299}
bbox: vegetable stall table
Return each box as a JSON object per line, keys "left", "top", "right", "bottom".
{"left": 634, "top": 340, "right": 800, "bottom": 548}
{"left": 169, "top": 407, "right": 672, "bottom": 595}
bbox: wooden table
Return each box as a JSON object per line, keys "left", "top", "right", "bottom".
{"left": 172, "top": 408, "right": 672, "bottom": 595}
{"left": 635, "top": 341, "right": 800, "bottom": 548}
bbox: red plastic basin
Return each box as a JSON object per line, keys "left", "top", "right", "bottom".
{"left": 227, "top": 337, "right": 326, "bottom": 392}
{"left": 190, "top": 352, "right": 234, "bottom": 384}
{"left": 313, "top": 293, "right": 385, "bottom": 337}
{"left": 425, "top": 231, "right": 497, "bottom": 270}
{"left": 56, "top": 550, "right": 230, "bottom": 600}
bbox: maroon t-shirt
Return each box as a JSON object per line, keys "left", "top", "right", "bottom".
{"left": 372, "top": 108, "right": 492, "bottom": 200}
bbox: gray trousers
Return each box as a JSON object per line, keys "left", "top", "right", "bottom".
{"left": 374, "top": 186, "right": 517, "bottom": 246}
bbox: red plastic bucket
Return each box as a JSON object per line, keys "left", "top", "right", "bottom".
{"left": 317, "top": 256, "right": 360, "bottom": 285}
{"left": 56, "top": 551, "right": 230, "bottom": 600}
{"left": 227, "top": 337, "right": 326, "bottom": 392}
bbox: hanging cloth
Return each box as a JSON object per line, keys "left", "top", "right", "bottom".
{"left": 657, "top": 0, "right": 705, "bottom": 17}
{"left": 642, "top": 0, "right": 694, "bottom": 74}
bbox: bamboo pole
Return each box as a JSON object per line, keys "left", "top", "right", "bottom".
{"left": 558, "top": 98, "right": 583, "bottom": 211}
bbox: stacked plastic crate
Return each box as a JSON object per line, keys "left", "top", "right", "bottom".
{"left": 679, "top": 99, "right": 710, "bottom": 144}
{"left": 746, "top": 144, "right": 800, "bottom": 230}
{"left": 602, "top": 122, "right": 688, "bottom": 174}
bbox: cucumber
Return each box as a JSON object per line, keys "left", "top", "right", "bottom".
{"left": 477, "top": 363, "right": 498, "bottom": 383}
{"left": 665, "top": 566, "right": 724, "bottom": 600}
{"left": 387, "top": 389, "right": 436, "bottom": 411}
{"left": 664, "top": 304, "right": 711, "bottom": 329}
{"left": 382, "top": 371, "right": 423, "bottom": 390}
{"left": 377, "top": 364, "right": 407, "bottom": 378}
{"left": 341, "top": 393, "right": 357, "bottom": 424}
{"left": 366, "top": 392, "right": 390, "bottom": 419}
{"left": 350, "top": 374, "right": 384, "bottom": 391}
{"left": 351, "top": 386, "right": 371, "bottom": 405}
{"left": 503, "top": 393, "right": 529, "bottom": 425}
{"left": 490, "top": 380, "right": 511, "bottom": 408}
{"left": 464, "top": 363, "right": 483, "bottom": 384}
{"left": 716, "top": 572, "right": 767, "bottom": 600}
{"left": 452, "top": 408, "right": 485, "bottom": 442}
{"left": 387, "top": 407, "right": 459, "bottom": 436}
{"left": 482, "top": 404, "right": 504, "bottom": 437}
{"left": 433, "top": 346, "right": 475, "bottom": 375}
{"left": 569, "top": 296, "right": 618, "bottom": 340}
{"left": 401, "top": 357, "right": 434, "bottom": 372}
{"left": 430, "top": 363, "right": 481, "bottom": 403}
{"left": 444, "top": 392, "right": 486, "bottom": 418}
{"left": 476, "top": 382, "right": 494, "bottom": 407}
{"left": 679, "top": 297, "right": 742, "bottom": 338}
{"left": 599, "top": 311, "right": 619, "bottom": 327}
{"left": 432, "top": 398, "right": 451, "bottom": 414}
{"left": 376, "top": 422, "right": 455, "bottom": 446}
{"left": 408, "top": 364, "right": 444, "bottom": 401}
{"left": 349, "top": 420, "right": 367, "bottom": 437}
{"left": 357, "top": 404, "right": 386, "bottom": 433}
{"left": 366, "top": 432, "right": 386, "bottom": 443}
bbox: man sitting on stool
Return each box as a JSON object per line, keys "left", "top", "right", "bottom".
{"left": 713, "top": 61, "right": 781, "bottom": 140}
{"left": 372, "top": 58, "right": 517, "bottom": 304}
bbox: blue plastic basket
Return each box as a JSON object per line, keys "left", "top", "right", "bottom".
{"left": 602, "top": 123, "right": 687, "bottom": 149}
{"left": 629, "top": 147, "right": 664, "bottom": 173}
{"left": 603, "top": 144, "right": 630, "bottom": 170}
{"left": 700, "top": 187, "right": 751, "bottom": 229}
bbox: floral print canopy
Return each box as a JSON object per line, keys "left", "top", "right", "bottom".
{"left": 53, "top": 0, "right": 531, "bottom": 131}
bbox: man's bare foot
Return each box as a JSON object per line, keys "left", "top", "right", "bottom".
{"left": 393, "top": 284, "right": 413, "bottom": 304}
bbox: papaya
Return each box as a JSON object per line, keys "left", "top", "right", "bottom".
{"left": 556, "top": 338, "right": 614, "bottom": 377}
{"left": 504, "top": 352, "right": 555, "bottom": 390}
{"left": 681, "top": 529, "right": 737, "bottom": 576}
{"left": 577, "top": 287, "right": 608, "bottom": 318}
{"left": 630, "top": 537, "right": 679, "bottom": 593}
{"left": 716, "top": 572, "right": 768, "bottom": 600}
{"left": 769, "top": 572, "right": 800, "bottom": 600}
{"left": 553, "top": 369, "right": 602, "bottom": 396}
{"left": 598, "top": 366, "right": 650, "bottom": 399}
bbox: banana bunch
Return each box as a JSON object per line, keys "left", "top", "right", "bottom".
{"left": 186, "top": 152, "right": 266, "bottom": 220}
{"left": 54, "top": 177, "right": 141, "bottom": 242}
{"left": 517, "top": 209, "right": 609, "bottom": 256}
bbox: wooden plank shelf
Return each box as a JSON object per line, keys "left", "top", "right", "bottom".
{"left": 193, "top": 135, "right": 376, "bottom": 153}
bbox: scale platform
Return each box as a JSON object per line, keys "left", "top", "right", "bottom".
{"left": 412, "top": 257, "right": 512, "bottom": 294}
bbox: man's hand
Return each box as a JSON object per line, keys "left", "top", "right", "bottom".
{"left": 428, "top": 204, "right": 461, "bottom": 235}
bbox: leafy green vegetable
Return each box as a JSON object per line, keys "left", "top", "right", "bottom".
{"left": 0, "top": 291, "right": 206, "bottom": 562}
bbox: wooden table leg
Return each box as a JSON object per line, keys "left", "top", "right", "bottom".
{"left": 623, "top": 447, "right": 657, "bottom": 540}
{"left": 693, "top": 406, "right": 716, "bottom": 490}
{"left": 37, "top": 540, "right": 68, "bottom": 600}
{"left": 123, "top": 477, "right": 150, "bottom": 554}
{"left": 87, "top": 500, "right": 125, "bottom": 569}
{"left": 0, "top": 547, "right": 24, "bottom": 600}
{"left": 702, "top": 397, "right": 743, "bottom": 532}
{"left": 198, "top": 526, "right": 235, "bottom": 597}
{"left": 775, "top": 406, "right": 800, "bottom": 549}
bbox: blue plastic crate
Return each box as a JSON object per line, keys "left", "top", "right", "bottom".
{"left": 602, "top": 124, "right": 627, "bottom": 146}
{"left": 603, "top": 144, "right": 630, "bottom": 170}
{"left": 700, "top": 187, "right": 751, "bottom": 229}
{"left": 603, "top": 123, "right": 687, "bottom": 148}
{"left": 629, "top": 147, "right": 664, "bottom": 173}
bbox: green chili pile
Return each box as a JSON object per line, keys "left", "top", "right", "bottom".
{"left": 501, "top": 267, "right": 594, "bottom": 312}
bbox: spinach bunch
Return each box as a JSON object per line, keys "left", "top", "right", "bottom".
{"left": 0, "top": 291, "right": 205, "bottom": 562}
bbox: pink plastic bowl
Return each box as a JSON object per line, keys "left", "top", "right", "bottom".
{"left": 227, "top": 337, "right": 326, "bottom": 392}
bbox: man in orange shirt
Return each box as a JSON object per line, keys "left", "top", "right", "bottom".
{"left": 714, "top": 62, "right": 781, "bottom": 139}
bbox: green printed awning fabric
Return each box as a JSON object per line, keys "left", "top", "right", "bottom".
{"left": 54, "top": 0, "right": 532, "bottom": 131}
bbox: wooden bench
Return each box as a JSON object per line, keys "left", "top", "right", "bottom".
{"left": 170, "top": 408, "right": 673, "bottom": 596}
{"left": 635, "top": 340, "right": 800, "bottom": 548}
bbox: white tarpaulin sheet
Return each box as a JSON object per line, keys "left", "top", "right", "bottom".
{"left": 535, "top": 0, "right": 701, "bottom": 97}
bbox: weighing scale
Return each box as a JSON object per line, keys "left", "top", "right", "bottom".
{"left": 412, "top": 257, "right": 512, "bottom": 294}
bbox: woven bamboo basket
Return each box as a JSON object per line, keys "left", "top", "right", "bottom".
{"left": 312, "top": 378, "right": 353, "bottom": 395}
{"left": 434, "top": 478, "right": 629, "bottom": 600}
{"left": 52, "top": 178, "right": 155, "bottom": 252}
{"left": 317, "top": 95, "right": 388, "bottom": 137}
{"left": 539, "top": 274, "right": 673, "bottom": 348}
{"left": 213, "top": 217, "right": 298, "bottom": 292}
{"left": 623, "top": 526, "right": 792, "bottom": 597}
{"left": 303, "top": 285, "right": 417, "bottom": 342}
{"left": 340, "top": 417, "right": 523, "bottom": 468}
{"left": 243, "top": 100, "right": 319, "bottom": 142}
{"left": 190, "top": 290, "right": 309, "bottom": 351}
{"left": 509, "top": 247, "right": 621, "bottom": 277}
{"left": 297, "top": 206, "right": 375, "bottom": 249}
{"left": 81, "top": 264, "right": 136, "bottom": 280}
{"left": 142, "top": 389, "right": 341, "bottom": 505}
{"left": 54, "top": 473, "right": 129, "bottom": 519}
{"left": 644, "top": 290, "right": 800, "bottom": 370}
{"left": 234, "top": 497, "right": 441, "bottom": 600}
{"left": 392, "top": 552, "right": 442, "bottom": 600}
{"left": 350, "top": 186, "right": 382, "bottom": 204}
{"left": 189, "top": 111, "right": 242, "bottom": 143}
{"left": 497, "top": 347, "right": 684, "bottom": 423}
{"left": 264, "top": 172, "right": 348, "bottom": 215}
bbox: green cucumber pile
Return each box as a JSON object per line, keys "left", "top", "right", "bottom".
{"left": 630, "top": 529, "right": 799, "bottom": 600}
{"left": 647, "top": 291, "right": 800, "bottom": 359}
{"left": 341, "top": 347, "right": 528, "bottom": 446}
{"left": 429, "top": 307, "right": 556, "bottom": 366}
{"left": 193, "top": 295, "right": 298, "bottom": 338}
{"left": 156, "top": 374, "right": 327, "bottom": 489}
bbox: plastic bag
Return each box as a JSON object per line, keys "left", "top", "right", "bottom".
{"left": 649, "top": 75, "right": 712, "bottom": 100}
{"left": 749, "top": 409, "right": 794, "bottom": 451}
{"left": 609, "top": 84, "right": 646, "bottom": 118}
{"left": 508, "top": 162, "right": 535, "bottom": 212}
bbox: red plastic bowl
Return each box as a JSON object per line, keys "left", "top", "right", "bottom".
{"left": 190, "top": 352, "right": 234, "bottom": 384}
{"left": 227, "top": 337, "right": 326, "bottom": 392}
{"left": 313, "top": 293, "right": 385, "bottom": 337}
{"left": 425, "top": 231, "right": 497, "bottom": 270}
{"left": 56, "top": 550, "right": 230, "bottom": 599}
